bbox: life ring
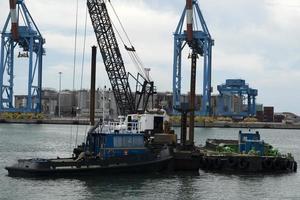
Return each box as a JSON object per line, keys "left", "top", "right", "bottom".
{"left": 238, "top": 158, "right": 250, "bottom": 170}
{"left": 262, "top": 158, "right": 273, "bottom": 170}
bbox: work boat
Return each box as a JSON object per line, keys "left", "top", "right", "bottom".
{"left": 5, "top": 111, "right": 174, "bottom": 177}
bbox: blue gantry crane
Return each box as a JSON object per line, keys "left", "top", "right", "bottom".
{"left": 0, "top": 0, "right": 45, "bottom": 113}
{"left": 216, "top": 79, "right": 258, "bottom": 118}
{"left": 172, "top": 0, "right": 213, "bottom": 116}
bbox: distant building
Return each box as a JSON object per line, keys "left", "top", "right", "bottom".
{"left": 263, "top": 106, "right": 274, "bottom": 122}
{"left": 15, "top": 95, "right": 28, "bottom": 109}
{"left": 41, "top": 88, "right": 58, "bottom": 115}
{"left": 78, "top": 88, "right": 117, "bottom": 120}
{"left": 13, "top": 88, "right": 275, "bottom": 120}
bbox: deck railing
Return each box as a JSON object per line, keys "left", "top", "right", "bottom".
{"left": 97, "top": 121, "right": 141, "bottom": 134}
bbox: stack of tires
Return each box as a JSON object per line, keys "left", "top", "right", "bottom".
{"left": 199, "top": 155, "right": 297, "bottom": 173}
{"left": 261, "top": 157, "right": 297, "bottom": 172}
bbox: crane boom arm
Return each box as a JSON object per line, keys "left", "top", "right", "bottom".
{"left": 87, "top": 0, "right": 135, "bottom": 115}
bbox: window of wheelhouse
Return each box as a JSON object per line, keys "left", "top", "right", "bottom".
{"left": 153, "top": 116, "right": 164, "bottom": 133}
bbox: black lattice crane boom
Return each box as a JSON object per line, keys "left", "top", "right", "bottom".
{"left": 87, "top": 0, "right": 136, "bottom": 115}
{"left": 87, "top": 0, "right": 156, "bottom": 116}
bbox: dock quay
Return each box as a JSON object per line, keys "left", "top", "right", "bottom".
{"left": 172, "top": 121, "right": 300, "bottom": 129}
{"left": 1, "top": 118, "right": 300, "bottom": 129}
{"left": 0, "top": 118, "right": 90, "bottom": 125}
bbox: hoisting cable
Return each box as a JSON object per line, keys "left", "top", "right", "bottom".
{"left": 72, "top": 0, "right": 79, "bottom": 94}
{"left": 75, "top": 5, "right": 89, "bottom": 148}
{"left": 108, "top": 1, "right": 150, "bottom": 81}
{"left": 110, "top": 19, "right": 145, "bottom": 78}
{"left": 70, "top": 0, "right": 79, "bottom": 153}
{"left": 108, "top": 1, "right": 134, "bottom": 48}
{"left": 80, "top": 6, "right": 88, "bottom": 96}
{"left": 110, "top": 20, "right": 127, "bottom": 50}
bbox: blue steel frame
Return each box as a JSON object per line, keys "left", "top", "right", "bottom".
{"left": 172, "top": 0, "right": 213, "bottom": 116}
{"left": 0, "top": 0, "right": 45, "bottom": 112}
{"left": 216, "top": 79, "right": 257, "bottom": 117}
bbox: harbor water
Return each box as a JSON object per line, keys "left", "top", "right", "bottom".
{"left": 1, "top": 124, "right": 300, "bottom": 200}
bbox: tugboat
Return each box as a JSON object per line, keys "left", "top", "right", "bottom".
{"left": 199, "top": 130, "right": 297, "bottom": 173}
{"left": 5, "top": 111, "right": 174, "bottom": 177}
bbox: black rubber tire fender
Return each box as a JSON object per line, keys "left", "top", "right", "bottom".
{"left": 199, "top": 157, "right": 206, "bottom": 168}
{"left": 262, "top": 158, "right": 273, "bottom": 170}
{"left": 273, "top": 159, "right": 283, "bottom": 170}
{"left": 212, "top": 157, "right": 223, "bottom": 170}
{"left": 226, "top": 157, "right": 237, "bottom": 169}
{"left": 294, "top": 161, "right": 297, "bottom": 172}
{"left": 285, "top": 160, "right": 292, "bottom": 170}
{"left": 238, "top": 157, "right": 250, "bottom": 170}
{"left": 200, "top": 157, "right": 209, "bottom": 169}
{"left": 205, "top": 157, "right": 213, "bottom": 169}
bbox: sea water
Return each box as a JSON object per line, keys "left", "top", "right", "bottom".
{"left": 1, "top": 124, "right": 300, "bottom": 200}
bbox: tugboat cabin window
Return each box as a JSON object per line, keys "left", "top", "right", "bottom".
{"left": 153, "top": 116, "right": 164, "bottom": 133}
{"left": 113, "top": 135, "right": 144, "bottom": 148}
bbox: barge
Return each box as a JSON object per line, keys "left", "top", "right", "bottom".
{"left": 199, "top": 130, "right": 297, "bottom": 173}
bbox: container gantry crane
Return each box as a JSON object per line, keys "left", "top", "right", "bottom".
{"left": 172, "top": 0, "right": 214, "bottom": 116}
{"left": 217, "top": 79, "right": 257, "bottom": 118}
{"left": 87, "top": 0, "right": 155, "bottom": 116}
{"left": 0, "top": 0, "right": 45, "bottom": 113}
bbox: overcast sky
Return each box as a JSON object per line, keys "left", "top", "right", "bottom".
{"left": 0, "top": 0, "right": 300, "bottom": 114}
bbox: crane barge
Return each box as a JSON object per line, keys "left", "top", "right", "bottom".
{"left": 5, "top": 0, "right": 174, "bottom": 177}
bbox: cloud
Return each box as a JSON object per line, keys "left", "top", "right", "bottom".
{"left": 0, "top": 0, "right": 300, "bottom": 114}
